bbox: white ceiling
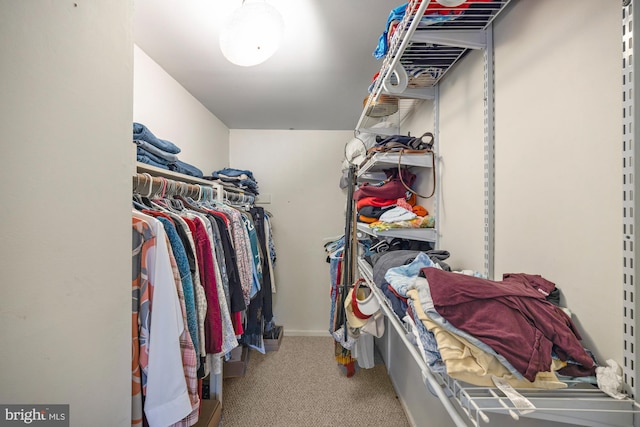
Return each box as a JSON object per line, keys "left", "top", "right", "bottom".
{"left": 134, "top": 0, "right": 397, "bottom": 130}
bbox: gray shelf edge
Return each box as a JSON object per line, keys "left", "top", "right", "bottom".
{"left": 356, "top": 222, "right": 437, "bottom": 242}
{"left": 357, "top": 152, "right": 434, "bottom": 177}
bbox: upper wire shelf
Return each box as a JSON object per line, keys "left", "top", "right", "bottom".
{"left": 356, "top": 0, "right": 512, "bottom": 132}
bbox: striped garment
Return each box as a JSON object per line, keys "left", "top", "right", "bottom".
{"left": 132, "top": 217, "right": 155, "bottom": 426}
{"left": 157, "top": 217, "right": 200, "bottom": 365}
{"left": 164, "top": 233, "right": 200, "bottom": 427}
{"left": 176, "top": 216, "right": 208, "bottom": 369}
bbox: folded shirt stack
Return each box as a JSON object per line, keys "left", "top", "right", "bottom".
{"left": 206, "top": 168, "right": 259, "bottom": 195}
{"left": 353, "top": 168, "right": 432, "bottom": 230}
{"left": 133, "top": 122, "right": 204, "bottom": 178}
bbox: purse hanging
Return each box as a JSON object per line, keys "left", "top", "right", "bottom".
{"left": 371, "top": 132, "right": 434, "bottom": 152}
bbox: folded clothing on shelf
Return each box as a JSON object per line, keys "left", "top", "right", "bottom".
{"left": 358, "top": 205, "right": 398, "bottom": 223}
{"left": 379, "top": 206, "right": 417, "bottom": 223}
{"left": 134, "top": 141, "right": 179, "bottom": 163}
{"left": 353, "top": 168, "right": 416, "bottom": 201}
{"left": 137, "top": 151, "right": 170, "bottom": 170}
{"left": 373, "top": 2, "right": 461, "bottom": 60}
{"left": 422, "top": 268, "right": 598, "bottom": 382}
{"left": 213, "top": 167, "right": 256, "bottom": 182}
{"left": 132, "top": 123, "right": 204, "bottom": 178}
{"left": 207, "top": 168, "right": 260, "bottom": 195}
{"left": 133, "top": 122, "right": 181, "bottom": 154}
{"left": 169, "top": 160, "right": 203, "bottom": 178}
{"left": 371, "top": 0, "right": 498, "bottom": 92}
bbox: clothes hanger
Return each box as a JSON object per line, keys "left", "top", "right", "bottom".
{"left": 200, "top": 185, "right": 224, "bottom": 209}
{"left": 132, "top": 174, "right": 146, "bottom": 210}
{"left": 175, "top": 192, "right": 208, "bottom": 214}
{"left": 139, "top": 173, "right": 155, "bottom": 208}
{"left": 133, "top": 174, "right": 141, "bottom": 194}
{"left": 132, "top": 198, "right": 146, "bottom": 211}
{"left": 188, "top": 185, "right": 206, "bottom": 209}
{"left": 200, "top": 186, "right": 213, "bottom": 204}
{"left": 168, "top": 191, "right": 186, "bottom": 211}
{"left": 151, "top": 177, "right": 179, "bottom": 213}
{"left": 170, "top": 182, "right": 188, "bottom": 210}
{"left": 207, "top": 187, "right": 225, "bottom": 209}
{"left": 132, "top": 173, "right": 154, "bottom": 208}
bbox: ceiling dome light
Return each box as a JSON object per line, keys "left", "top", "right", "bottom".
{"left": 219, "top": 0, "right": 284, "bottom": 67}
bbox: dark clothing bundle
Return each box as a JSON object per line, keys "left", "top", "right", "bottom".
{"left": 244, "top": 207, "right": 275, "bottom": 351}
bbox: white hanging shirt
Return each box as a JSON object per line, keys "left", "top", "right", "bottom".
{"left": 133, "top": 211, "right": 192, "bottom": 427}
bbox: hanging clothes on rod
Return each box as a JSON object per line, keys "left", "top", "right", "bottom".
{"left": 132, "top": 173, "right": 231, "bottom": 427}
{"left": 132, "top": 206, "right": 198, "bottom": 427}
{"left": 222, "top": 189, "right": 255, "bottom": 206}
{"left": 243, "top": 205, "right": 275, "bottom": 353}
{"left": 130, "top": 171, "right": 278, "bottom": 427}
{"left": 134, "top": 172, "right": 245, "bottom": 349}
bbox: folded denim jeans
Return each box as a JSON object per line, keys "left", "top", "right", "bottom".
{"left": 134, "top": 139, "right": 179, "bottom": 162}
{"left": 212, "top": 168, "right": 256, "bottom": 182}
{"left": 137, "top": 153, "right": 170, "bottom": 170}
{"left": 169, "top": 160, "right": 204, "bottom": 178}
{"left": 133, "top": 122, "right": 181, "bottom": 154}
{"left": 136, "top": 147, "right": 170, "bottom": 165}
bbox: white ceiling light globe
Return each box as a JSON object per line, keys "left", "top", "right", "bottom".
{"left": 436, "top": 0, "right": 466, "bottom": 6}
{"left": 219, "top": 1, "right": 284, "bottom": 67}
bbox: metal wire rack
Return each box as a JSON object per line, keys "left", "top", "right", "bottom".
{"left": 356, "top": 0, "right": 512, "bottom": 133}
{"left": 357, "top": 258, "right": 640, "bottom": 427}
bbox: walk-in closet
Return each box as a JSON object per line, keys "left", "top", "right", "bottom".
{"left": 1, "top": 1, "right": 637, "bottom": 426}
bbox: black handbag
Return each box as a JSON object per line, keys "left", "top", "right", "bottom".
{"left": 372, "top": 132, "right": 434, "bottom": 152}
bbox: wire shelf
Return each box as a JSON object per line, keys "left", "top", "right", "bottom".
{"left": 356, "top": 0, "right": 512, "bottom": 132}
{"left": 357, "top": 258, "right": 640, "bottom": 427}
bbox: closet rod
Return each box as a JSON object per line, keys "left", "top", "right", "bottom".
{"left": 132, "top": 172, "right": 213, "bottom": 200}
{"left": 135, "top": 162, "right": 254, "bottom": 199}
{"left": 133, "top": 172, "right": 256, "bottom": 206}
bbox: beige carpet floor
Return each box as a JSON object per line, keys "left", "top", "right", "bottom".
{"left": 221, "top": 336, "right": 411, "bottom": 427}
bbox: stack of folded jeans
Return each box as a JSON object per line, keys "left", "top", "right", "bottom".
{"left": 207, "top": 168, "right": 259, "bottom": 195}
{"left": 168, "top": 160, "right": 203, "bottom": 178}
{"left": 133, "top": 122, "right": 204, "bottom": 178}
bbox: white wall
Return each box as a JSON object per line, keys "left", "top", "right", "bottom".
{"left": 493, "top": 0, "right": 621, "bottom": 366}
{"left": 230, "top": 130, "right": 351, "bottom": 335}
{"left": 400, "top": 0, "right": 621, "bottom": 368}
{"left": 402, "top": 55, "right": 487, "bottom": 272}
{"left": 0, "top": 2, "right": 133, "bottom": 426}
{"left": 133, "top": 45, "right": 229, "bottom": 174}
